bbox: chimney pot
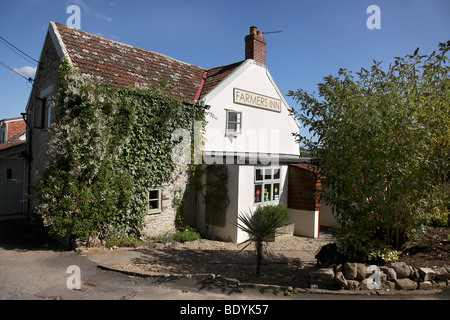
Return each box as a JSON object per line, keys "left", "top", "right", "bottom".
{"left": 257, "top": 30, "right": 263, "bottom": 37}
{"left": 250, "top": 26, "right": 257, "bottom": 35}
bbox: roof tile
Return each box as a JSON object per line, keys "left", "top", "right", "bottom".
{"left": 55, "top": 23, "right": 206, "bottom": 101}
{"left": 54, "top": 23, "right": 244, "bottom": 103}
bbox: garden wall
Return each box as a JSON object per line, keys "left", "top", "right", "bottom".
{"left": 310, "top": 261, "right": 450, "bottom": 291}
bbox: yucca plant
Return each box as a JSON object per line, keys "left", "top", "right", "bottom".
{"left": 236, "top": 204, "right": 289, "bottom": 275}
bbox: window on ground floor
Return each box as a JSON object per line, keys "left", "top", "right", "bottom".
{"left": 148, "top": 188, "right": 162, "bottom": 214}
{"left": 254, "top": 166, "right": 281, "bottom": 204}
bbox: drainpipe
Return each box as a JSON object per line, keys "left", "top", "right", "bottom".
{"left": 21, "top": 112, "right": 32, "bottom": 220}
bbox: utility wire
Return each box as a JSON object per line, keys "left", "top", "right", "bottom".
{"left": 0, "top": 36, "right": 39, "bottom": 65}
{"left": 0, "top": 59, "right": 33, "bottom": 82}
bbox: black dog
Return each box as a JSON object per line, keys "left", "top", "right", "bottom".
{"left": 315, "top": 243, "right": 347, "bottom": 267}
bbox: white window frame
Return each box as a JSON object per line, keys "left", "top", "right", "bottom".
{"left": 40, "top": 84, "right": 54, "bottom": 129}
{"left": 44, "top": 97, "right": 52, "bottom": 129}
{"left": 148, "top": 187, "right": 162, "bottom": 214}
{"left": 225, "top": 110, "right": 242, "bottom": 136}
{"left": 0, "top": 125, "right": 6, "bottom": 143}
{"left": 254, "top": 166, "right": 281, "bottom": 205}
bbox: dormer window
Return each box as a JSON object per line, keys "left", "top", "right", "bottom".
{"left": 226, "top": 110, "right": 242, "bottom": 136}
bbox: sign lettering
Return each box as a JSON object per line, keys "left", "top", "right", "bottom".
{"left": 233, "top": 88, "right": 281, "bottom": 112}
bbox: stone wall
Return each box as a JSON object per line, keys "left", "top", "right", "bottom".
{"left": 143, "top": 164, "right": 196, "bottom": 237}
{"left": 310, "top": 262, "right": 450, "bottom": 291}
{"left": 26, "top": 32, "right": 62, "bottom": 212}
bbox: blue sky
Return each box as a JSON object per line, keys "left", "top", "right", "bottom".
{"left": 1, "top": 0, "right": 449, "bottom": 133}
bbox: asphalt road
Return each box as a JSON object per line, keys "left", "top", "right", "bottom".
{"left": 1, "top": 217, "right": 449, "bottom": 308}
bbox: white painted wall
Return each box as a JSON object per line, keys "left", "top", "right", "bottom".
{"left": 196, "top": 164, "right": 291, "bottom": 243}
{"left": 288, "top": 209, "right": 319, "bottom": 238}
{"left": 196, "top": 164, "right": 239, "bottom": 242}
{"left": 196, "top": 60, "right": 301, "bottom": 243}
{"left": 201, "top": 61, "right": 300, "bottom": 158}
{"left": 235, "top": 165, "right": 290, "bottom": 243}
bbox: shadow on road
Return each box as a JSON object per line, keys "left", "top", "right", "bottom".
{"left": 0, "top": 216, "right": 59, "bottom": 251}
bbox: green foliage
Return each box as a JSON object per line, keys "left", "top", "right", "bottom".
{"left": 289, "top": 42, "right": 450, "bottom": 250}
{"left": 173, "top": 227, "right": 201, "bottom": 242}
{"left": 236, "top": 204, "right": 290, "bottom": 275}
{"left": 37, "top": 59, "right": 205, "bottom": 246}
{"left": 333, "top": 226, "right": 401, "bottom": 263}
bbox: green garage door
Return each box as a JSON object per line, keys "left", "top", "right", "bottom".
{"left": 0, "top": 160, "right": 26, "bottom": 215}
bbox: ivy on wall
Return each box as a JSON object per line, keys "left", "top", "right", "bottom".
{"left": 37, "top": 59, "right": 206, "bottom": 245}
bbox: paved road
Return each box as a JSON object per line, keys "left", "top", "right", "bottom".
{"left": 1, "top": 217, "right": 449, "bottom": 305}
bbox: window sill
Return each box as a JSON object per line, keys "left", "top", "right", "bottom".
{"left": 225, "top": 132, "right": 240, "bottom": 138}
{"left": 253, "top": 200, "right": 280, "bottom": 207}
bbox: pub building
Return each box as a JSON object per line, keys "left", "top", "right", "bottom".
{"left": 25, "top": 23, "right": 336, "bottom": 243}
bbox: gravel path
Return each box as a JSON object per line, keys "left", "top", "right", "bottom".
{"left": 170, "top": 232, "right": 334, "bottom": 252}
{"left": 100, "top": 232, "right": 336, "bottom": 288}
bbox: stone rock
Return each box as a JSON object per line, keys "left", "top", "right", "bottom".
{"left": 391, "top": 262, "right": 411, "bottom": 279}
{"left": 419, "top": 281, "right": 435, "bottom": 290}
{"left": 334, "top": 269, "right": 347, "bottom": 288}
{"left": 434, "top": 267, "right": 450, "bottom": 282}
{"left": 344, "top": 262, "right": 358, "bottom": 280}
{"left": 361, "top": 278, "right": 379, "bottom": 290}
{"left": 345, "top": 280, "right": 360, "bottom": 290}
{"left": 310, "top": 268, "right": 335, "bottom": 290}
{"left": 383, "top": 281, "right": 396, "bottom": 291}
{"left": 379, "top": 271, "right": 387, "bottom": 283}
{"left": 418, "top": 267, "right": 436, "bottom": 282}
{"left": 382, "top": 267, "right": 397, "bottom": 281}
{"left": 356, "top": 264, "right": 367, "bottom": 281}
{"left": 395, "top": 278, "right": 418, "bottom": 290}
{"left": 410, "top": 268, "right": 420, "bottom": 282}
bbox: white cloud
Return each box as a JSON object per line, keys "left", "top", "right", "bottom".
{"left": 67, "top": 0, "right": 113, "bottom": 23}
{"left": 13, "top": 66, "right": 36, "bottom": 78}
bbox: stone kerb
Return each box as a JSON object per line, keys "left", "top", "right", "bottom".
{"left": 310, "top": 261, "right": 450, "bottom": 291}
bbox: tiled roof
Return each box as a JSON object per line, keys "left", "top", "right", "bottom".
{"left": 200, "top": 61, "right": 244, "bottom": 99}
{"left": 0, "top": 141, "right": 26, "bottom": 151}
{"left": 55, "top": 23, "right": 209, "bottom": 102}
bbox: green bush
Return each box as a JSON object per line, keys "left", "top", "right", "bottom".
{"left": 173, "top": 227, "right": 201, "bottom": 243}
{"left": 333, "top": 226, "right": 401, "bottom": 263}
{"left": 289, "top": 43, "right": 450, "bottom": 250}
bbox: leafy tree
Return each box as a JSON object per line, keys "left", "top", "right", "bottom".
{"left": 289, "top": 42, "right": 449, "bottom": 253}
{"left": 236, "top": 204, "right": 289, "bottom": 275}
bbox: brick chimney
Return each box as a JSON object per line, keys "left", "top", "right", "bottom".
{"left": 245, "top": 26, "right": 267, "bottom": 65}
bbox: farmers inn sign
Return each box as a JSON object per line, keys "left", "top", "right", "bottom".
{"left": 233, "top": 88, "right": 281, "bottom": 112}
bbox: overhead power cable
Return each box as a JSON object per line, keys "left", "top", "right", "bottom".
{"left": 0, "top": 59, "right": 34, "bottom": 82}
{"left": 0, "top": 35, "right": 39, "bottom": 65}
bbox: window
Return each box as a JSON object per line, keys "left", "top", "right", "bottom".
{"left": 148, "top": 188, "right": 162, "bottom": 214}
{"left": 254, "top": 167, "right": 281, "bottom": 204}
{"left": 35, "top": 85, "right": 54, "bottom": 129}
{"left": 44, "top": 97, "right": 52, "bottom": 128}
{"left": 226, "top": 110, "right": 242, "bottom": 136}
{"left": 0, "top": 125, "right": 6, "bottom": 143}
